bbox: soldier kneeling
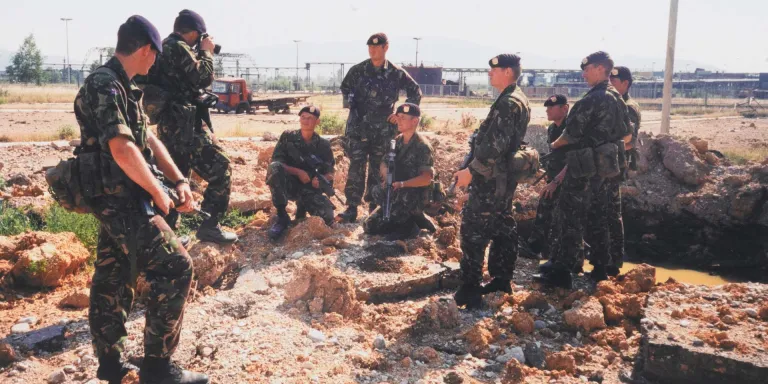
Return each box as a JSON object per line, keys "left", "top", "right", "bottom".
{"left": 267, "top": 106, "right": 336, "bottom": 239}
{"left": 363, "top": 103, "right": 435, "bottom": 240}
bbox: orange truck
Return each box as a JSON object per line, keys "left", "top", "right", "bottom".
{"left": 211, "top": 78, "right": 310, "bottom": 114}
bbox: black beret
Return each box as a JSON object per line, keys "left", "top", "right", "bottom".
{"left": 396, "top": 103, "right": 420, "bottom": 117}
{"left": 174, "top": 9, "right": 207, "bottom": 33}
{"left": 366, "top": 33, "right": 388, "bottom": 46}
{"left": 610, "top": 66, "right": 633, "bottom": 82}
{"left": 489, "top": 54, "right": 521, "bottom": 68}
{"left": 298, "top": 105, "right": 320, "bottom": 118}
{"left": 580, "top": 51, "right": 613, "bottom": 70}
{"left": 543, "top": 94, "right": 568, "bottom": 107}
{"left": 121, "top": 15, "right": 163, "bottom": 54}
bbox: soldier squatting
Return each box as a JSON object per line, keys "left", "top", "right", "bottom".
{"left": 50, "top": 10, "right": 640, "bottom": 382}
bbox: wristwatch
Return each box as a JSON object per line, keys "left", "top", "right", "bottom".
{"left": 174, "top": 178, "right": 190, "bottom": 187}
{"left": 399, "top": 181, "right": 405, "bottom": 188}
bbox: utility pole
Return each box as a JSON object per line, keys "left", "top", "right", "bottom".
{"left": 61, "top": 18, "right": 72, "bottom": 83}
{"left": 413, "top": 37, "right": 421, "bottom": 66}
{"left": 293, "top": 40, "right": 301, "bottom": 91}
{"left": 660, "top": 0, "right": 679, "bottom": 135}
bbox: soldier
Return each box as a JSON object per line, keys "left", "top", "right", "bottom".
{"left": 453, "top": 54, "right": 530, "bottom": 309}
{"left": 363, "top": 103, "right": 434, "bottom": 240}
{"left": 539, "top": 51, "right": 630, "bottom": 288}
{"left": 267, "top": 106, "right": 335, "bottom": 239}
{"left": 598, "top": 65, "right": 641, "bottom": 276}
{"left": 523, "top": 94, "right": 570, "bottom": 260}
{"left": 336, "top": 33, "right": 422, "bottom": 223}
{"left": 74, "top": 16, "right": 208, "bottom": 383}
{"left": 150, "top": 9, "right": 237, "bottom": 244}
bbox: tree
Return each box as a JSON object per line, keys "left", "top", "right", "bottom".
{"left": 89, "top": 48, "right": 115, "bottom": 73}
{"left": 6, "top": 34, "right": 44, "bottom": 84}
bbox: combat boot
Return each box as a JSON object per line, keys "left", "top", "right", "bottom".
{"left": 605, "top": 265, "right": 621, "bottom": 277}
{"left": 96, "top": 356, "right": 138, "bottom": 384}
{"left": 268, "top": 214, "right": 291, "bottom": 240}
{"left": 196, "top": 220, "right": 238, "bottom": 244}
{"left": 538, "top": 260, "right": 555, "bottom": 274}
{"left": 588, "top": 264, "right": 609, "bottom": 282}
{"left": 335, "top": 205, "right": 358, "bottom": 223}
{"left": 481, "top": 278, "right": 512, "bottom": 295}
{"left": 533, "top": 267, "right": 573, "bottom": 290}
{"left": 454, "top": 283, "right": 483, "bottom": 309}
{"left": 368, "top": 202, "right": 378, "bottom": 214}
{"left": 294, "top": 203, "right": 307, "bottom": 221}
{"left": 412, "top": 212, "right": 437, "bottom": 233}
{"left": 519, "top": 238, "right": 541, "bottom": 260}
{"left": 385, "top": 219, "right": 420, "bottom": 241}
{"left": 139, "top": 357, "right": 209, "bottom": 384}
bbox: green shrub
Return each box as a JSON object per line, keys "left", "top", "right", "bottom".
{"left": 316, "top": 113, "right": 345, "bottom": 135}
{"left": 44, "top": 204, "right": 100, "bottom": 250}
{"left": 57, "top": 124, "right": 77, "bottom": 140}
{"left": 420, "top": 114, "right": 434, "bottom": 130}
{"left": 0, "top": 203, "right": 35, "bottom": 236}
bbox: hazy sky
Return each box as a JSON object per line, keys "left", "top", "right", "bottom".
{"left": 1, "top": 0, "right": 765, "bottom": 72}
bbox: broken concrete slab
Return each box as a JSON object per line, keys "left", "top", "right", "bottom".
{"left": 353, "top": 259, "right": 461, "bottom": 304}
{"left": 234, "top": 268, "right": 270, "bottom": 294}
{"left": 642, "top": 284, "right": 768, "bottom": 384}
{"left": 14, "top": 325, "right": 66, "bottom": 353}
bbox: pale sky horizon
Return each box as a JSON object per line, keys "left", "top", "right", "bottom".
{"left": 1, "top": 0, "right": 766, "bottom": 72}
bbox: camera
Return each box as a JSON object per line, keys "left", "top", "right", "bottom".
{"left": 199, "top": 33, "right": 222, "bottom": 55}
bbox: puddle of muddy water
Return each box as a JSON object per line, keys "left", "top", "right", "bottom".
{"left": 541, "top": 260, "right": 741, "bottom": 286}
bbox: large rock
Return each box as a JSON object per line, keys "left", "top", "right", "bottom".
{"left": 413, "top": 297, "right": 460, "bottom": 333}
{"left": 9, "top": 232, "right": 90, "bottom": 288}
{"left": 657, "top": 135, "right": 709, "bottom": 186}
{"left": 6, "top": 173, "right": 32, "bottom": 187}
{"left": 59, "top": 288, "right": 90, "bottom": 309}
{"left": 510, "top": 312, "right": 535, "bottom": 335}
{"left": 187, "top": 243, "right": 244, "bottom": 287}
{"left": 624, "top": 263, "right": 656, "bottom": 292}
{"left": 0, "top": 236, "right": 15, "bottom": 259}
{"left": 284, "top": 260, "right": 361, "bottom": 318}
{"left": 546, "top": 352, "right": 576, "bottom": 374}
{"left": 563, "top": 297, "right": 607, "bottom": 332}
{"left": 729, "top": 185, "right": 766, "bottom": 221}
{"left": 284, "top": 217, "right": 333, "bottom": 249}
{"left": 16, "top": 325, "right": 66, "bottom": 352}
{"left": 257, "top": 146, "right": 275, "bottom": 167}
{"left": 228, "top": 192, "right": 271, "bottom": 212}
{"left": 0, "top": 342, "right": 16, "bottom": 366}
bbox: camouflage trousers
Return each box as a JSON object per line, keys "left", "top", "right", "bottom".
{"left": 550, "top": 174, "right": 604, "bottom": 271}
{"left": 90, "top": 208, "right": 193, "bottom": 359}
{"left": 586, "top": 176, "right": 624, "bottom": 267}
{"left": 528, "top": 183, "right": 561, "bottom": 259}
{"left": 459, "top": 181, "right": 519, "bottom": 286}
{"left": 266, "top": 162, "right": 334, "bottom": 224}
{"left": 159, "top": 123, "right": 232, "bottom": 224}
{"left": 363, "top": 183, "right": 426, "bottom": 235}
{"left": 343, "top": 136, "right": 387, "bottom": 207}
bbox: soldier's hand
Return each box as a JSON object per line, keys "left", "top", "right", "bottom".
{"left": 311, "top": 177, "right": 320, "bottom": 189}
{"left": 297, "top": 170, "right": 311, "bottom": 184}
{"left": 175, "top": 183, "right": 195, "bottom": 213}
{"left": 542, "top": 181, "right": 558, "bottom": 200}
{"left": 454, "top": 168, "right": 472, "bottom": 188}
{"left": 200, "top": 35, "right": 216, "bottom": 53}
{"left": 387, "top": 114, "right": 398, "bottom": 124}
{"left": 152, "top": 190, "right": 174, "bottom": 216}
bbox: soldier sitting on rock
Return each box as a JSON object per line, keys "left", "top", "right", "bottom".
{"left": 267, "top": 106, "right": 336, "bottom": 240}
{"left": 363, "top": 103, "right": 435, "bottom": 240}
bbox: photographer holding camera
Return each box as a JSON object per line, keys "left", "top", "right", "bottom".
{"left": 149, "top": 9, "right": 237, "bottom": 244}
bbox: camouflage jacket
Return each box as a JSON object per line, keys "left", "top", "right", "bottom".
{"left": 271, "top": 129, "right": 335, "bottom": 176}
{"left": 148, "top": 33, "right": 214, "bottom": 112}
{"left": 341, "top": 59, "right": 421, "bottom": 140}
{"left": 383, "top": 132, "right": 434, "bottom": 184}
{"left": 623, "top": 93, "right": 642, "bottom": 147}
{"left": 546, "top": 120, "right": 568, "bottom": 177}
{"left": 73, "top": 57, "right": 153, "bottom": 201}
{"left": 561, "top": 80, "right": 630, "bottom": 149}
{"left": 468, "top": 84, "right": 530, "bottom": 182}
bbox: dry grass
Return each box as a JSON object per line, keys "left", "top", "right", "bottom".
{"left": 670, "top": 107, "right": 739, "bottom": 117}
{"left": 460, "top": 112, "right": 478, "bottom": 129}
{"left": 424, "top": 96, "right": 492, "bottom": 108}
{"left": 722, "top": 147, "right": 768, "bottom": 165}
{"left": 0, "top": 84, "right": 78, "bottom": 104}
{"left": 216, "top": 122, "right": 255, "bottom": 138}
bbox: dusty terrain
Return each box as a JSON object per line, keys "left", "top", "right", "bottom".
{"left": 1, "top": 98, "right": 768, "bottom": 383}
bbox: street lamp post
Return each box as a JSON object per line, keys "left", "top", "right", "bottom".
{"left": 293, "top": 40, "right": 301, "bottom": 91}
{"left": 61, "top": 18, "right": 72, "bottom": 84}
{"left": 413, "top": 37, "right": 421, "bottom": 66}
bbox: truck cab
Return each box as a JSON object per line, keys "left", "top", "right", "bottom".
{"left": 212, "top": 78, "right": 253, "bottom": 114}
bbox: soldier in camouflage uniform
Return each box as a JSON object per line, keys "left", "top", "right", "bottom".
{"left": 592, "top": 65, "right": 642, "bottom": 276}
{"left": 149, "top": 9, "right": 237, "bottom": 244}
{"left": 267, "top": 106, "right": 335, "bottom": 239}
{"left": 524, "top": 94, "right": 570, "bottom": 261}
{"left": 336, "top": 33, "right": 422, "bottom": 223}
{"left": 73, "top": 16, "right": 208, "bottom": 384}
{"left": 541, "top": 51, "right": 630, "bottom": 288}
{"left": 453, "top": 54, "right": 530, "bottom": 309}
{"left": 363, "top": 103, "right": 434, "bottom": 240}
